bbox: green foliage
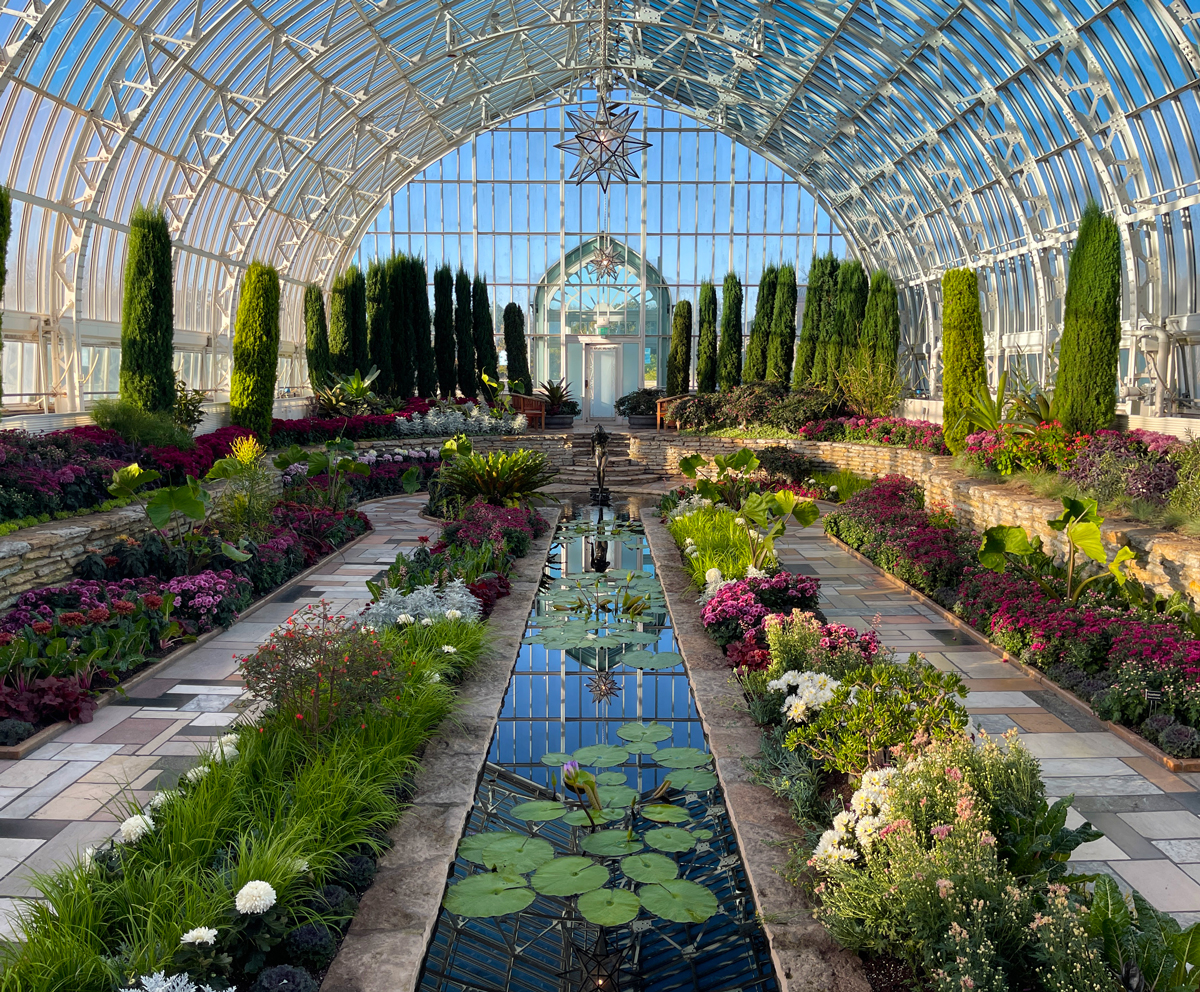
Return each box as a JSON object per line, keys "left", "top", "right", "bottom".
{"left": 409, "top": 257, "right": 436, "bottom": 399}
{"left": 798, "top": 253, "right": 839, "bottom": 388}
{"left": 328, "top": 266, "right": 366, "bottom": 377}
{"left": 303, "top": 284, "right": 331, "bottom": 392}
{"left": 678, "top": 446, "right": 761, "bottom": 509}
{"left": 388, "top": 256, "right": 415, "bottom": 399}
{"left": 438, "top": 448, "right": 557, "bottom": 508}
{"left": 502, "top": 302, "right": 532, "bottom": 395}
{"left": 745, "top": 264, "right": 778, "bottom": 383}
{"left": 473, "top": 275, "right": 498, "bottom": 398}
{"left": 717, "top": 272, "right": 743, "bottom": 390}
{"left": 172, "top": 375, "right": 208, "bottom": 434}
{"left": 91, "top": 398, "right": 193, "bottom": 448}
{"left": 0, "top": 186, "right": 10, "bottom": 415}
{"left": 315, "top": 367, "right": 381, "bottom": 418}
{"left": 230, "top": 260, "right": 281, "bottom": 438}
{"left": 454, "top": 268, "right": 475, "bottom": 397}
{"left": 695, "top": 281, "right": 718, "bottom": 393}
{"left": 433, "top": 264, "right": 456, "bottom": 397}
{"left": 1054, "top": 200, "right": 1122, "bottom": 435}
{"left": 767, "top": 264, "right": 798, "bottom": 386}
{"left": 207, "top": 436, "right": 273, "bottom": 541}
{"left": 829, "top": 259, "right": 869, "bottom": 396}
{"left": 119, "top": 203, "right": 176, "bottom": 413}
{"left": 614, "top": 387, "right": 663, "bottom": 417}
{"left": 836, "top": 352, "right": 902, "bottom": 418}
{"left": 365, "top": 260, "right": 392, "bottom": 395}
{"left": 859, "top": 269, "right": 900, "bottom": 373}
{"left": 667, "top": 300, "right": 693, "bottom": 396}
{"left": 941, "top": 267, "right": 987, "bottom": 454}
{"left": 273, "top": 437, "right": 369, "bottom": 510}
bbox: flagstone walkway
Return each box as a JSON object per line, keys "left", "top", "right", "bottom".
{"left": 773, "top": 516, "right": 1200, "bottom": 923}
{"left": 0, "top": 495, "right": 438, "bottom": 939}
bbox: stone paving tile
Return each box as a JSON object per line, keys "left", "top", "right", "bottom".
{"left": 1119, "top": 810, "right": 1200, "bottom": 838}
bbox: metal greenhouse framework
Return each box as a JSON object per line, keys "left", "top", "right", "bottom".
{"left": 2, "top": 0, "right": 1200, "bottom": 414}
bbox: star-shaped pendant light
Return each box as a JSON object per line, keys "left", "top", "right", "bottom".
{"left": 588, "top": 237, "right": 622, "bottom": 279}
{"left": 586, "top": 671, "right": 621, "bottom": 706}
{"left": 557, "top": 95, "right": 651, "bottom": 192}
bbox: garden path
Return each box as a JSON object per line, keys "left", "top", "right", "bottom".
{"left": 773, "top": 514, "right": 1200, "bottom": 924}
{"left": 0, "top": 495, "right": 438, "bottom": 940}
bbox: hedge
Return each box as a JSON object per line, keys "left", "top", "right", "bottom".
{"left": 796, "top": 252, "right": 838, "bottom": 387}
{"left": 858, "top": 269, "right": 899, "bottom": 373}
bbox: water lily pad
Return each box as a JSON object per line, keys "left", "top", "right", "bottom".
{"left": 653, "top": 747, "right": 713, "bottom": 768}
{"left": 509, "top": 801, "right": 569, "bottom": 822}
{"left": 617, "top": 722, "right": 673, "bottom": 744}
{"left": 638, "top": 879, "right": 718, "bottom": 923}
{"left": 611, "top": 631, "right": 662, "bottom": 645}
{"left": 443, "top": 871, "right": 536, "bottom": 917}
{"left": 641, "top": 804, "right": 691, "bottom": 824}
{"left": 644, "top": 827, "right": 696, "bottom": 853}
{"left": 597, "top": 771, "right": 628, "bottom": 785}
{"left": 580, "top": 830, "right": 644, "bottom": 857}
{"left": 663, "top": 768, "right": 718, "bottom": 791}
{"left": 622, "top": 741, "right": 660, "bottom": 755}
{"left": 457, "top": 832, "right": 555, "bottom": 871}
{"left": 531, "top": 856, "right": 609, "bottom": 896}
{"left": 620, "top": 650, "right": 683, "bottom": 671}
{"left": 692, "top": 829, "right": 714, "bottom": 841}
{"left": 597, "top": 785, "right": 638, "bottom": 808}
{"left": 573, "top": 744, "right": 629, "bottom": 767}
{"left": 540, "top": 752, "right": 573, "bottom": 767}
{"left": 620, "top": 853, "right": 678, "bottom": 883}
{"left": 577, "top": 887, "right": 641, "bottom": 926}
{"left": 563, "top": 808, "right": 624, "bottom": 826}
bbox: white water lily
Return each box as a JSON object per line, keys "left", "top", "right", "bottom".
{"left": 235, "top": 880, "right": 277, "bottom": 915}
{"left": 180, "top": 926, "right": 218, "bottom": 946}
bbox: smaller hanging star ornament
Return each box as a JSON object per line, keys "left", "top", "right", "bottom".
{"left": 556, "top": 94, "right": 651, "bottom": 192}
{"left": 588, "top": 238, "right": 622, "bottom": 280}
{"left": 586, "top": 671, "right": 621, "bottom": 706}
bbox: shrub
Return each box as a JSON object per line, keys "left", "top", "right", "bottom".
{"left": 859, "top": 269, "right": 899, "bottom": 373}
{"left": 433, "top": 264, "right": 456, "bottom": 397}
{"left": 173, "top": 376, "right": 207, "bottom": 435}
{"left": 695, "top": 281, "right": 718, "bottom": 392}
{"left": 726, "top": 381, "right": 788, "bottom": 428}
{"left": 502, "top": 302, "right": 532, "bottom": 396}
{"left": 119, "top": 203, "right": 176, "bottom": 413}
{"left": 389, "top": 256, "right": 414, "bottom": 398}
{"left": 764, "top": 386, "right": 833, "bottom": 433}
{"left": 717, "top": 272, "right": 743, "bottom": 390}
{"left": 365, "top": 259, "right": 392, "bottom": 394}
{"left": 454, "top": 267, "right": 475, "bottom": 397}
{"left": 963, "top": 422, "right": 1087, "bottom": 475}
{"left": 1054, "top": 200, "right": 1122, "bottom": 435}
{"left": 767, "top": 263, "right": 797, "bottom": 386}
{"left": 666, "top": 300, "right": 692, "bottom": 395}
{"left": 410, "top": 257, "right": 437, "bottom": 399}
{"left": 0, "top": 718, "right": 35, "bottom": 745}
{"left": 304, "top": 284, "right": 331, "bottom": 392}
{"left": 762, "top": 609, "right": 882, "bottom": 681}
{"left": 1062, "top": 428, "right": 1177, "bottom": 505}
{"left": 757, "top": 446, "right": 813, "bottom": 482}
{"left": 329, "top": 265, "right": 366, "bottom": 376}
{"left": 803, "top": 252, "right": 841, "bottom": 389}
{"left": 830, "top": 259, "right": 869, "bottom": 396}
{"left": 614, "top": 387, "right": 663, "bottom": 418}
{"left": 91, "top": 399, "right": 194, "bottom": 449}
{"left": 940, "top": 268, "right": 986, "bottom": 454}
{"left": 745, "top": 263, "right": 778, "bottom": 383}
{"left": 473, "top": 275, "right": 497, "bottom": 396}
{"left": 437, "top": 448, "right": 556, "bottom": 508}
{"left": 795, "top": 415, "right": 946, "bottom": 454}
{"left": 229, "top": 261, "right": 281, "bottom": 438}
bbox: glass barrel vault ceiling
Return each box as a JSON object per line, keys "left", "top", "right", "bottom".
{"left": 1, "top": 0, "right": 1200, "bottom": 408}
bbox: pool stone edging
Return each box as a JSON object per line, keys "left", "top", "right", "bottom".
{"left": 640, "top": 512, "right": 871, "bottom": 992}
{"left": 320, "top": 507, "right": 562, "bottom": 992}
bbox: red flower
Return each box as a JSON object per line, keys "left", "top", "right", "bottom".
{"left": 0, "top": 633, "right": 12, "bottom": 646}
{"left": 58, "top": 612, "right": 88, "bottom": 627}
{"left": 103, "top": 555, "right": 119, "bottom": 567}
{"left": 86, "top": 607, "right": 111, "bottom": 623}
{"left": 32, "top": 622, "right": 53, "bottom": 635}
{"left": 142, "top": 594, "right": 164, "bottom": 610}
{"left": 112, "top": 600, "right": 137, "bottom": 616}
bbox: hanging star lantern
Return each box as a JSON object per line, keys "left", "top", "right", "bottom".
{"left": 556, "top": 95, "right": 651, "bottom": 192}
{"left": 588, "top": 238, "right": 622, "bottom": 279}
{"left": 586, "top": 671, "right": 621, "bottom": 706}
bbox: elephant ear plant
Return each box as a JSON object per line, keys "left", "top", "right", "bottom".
{"left": 736, "top": 489, "right": 820, "bottom": 572}
{"left": 677, "top": 446, "right": 762, "bottom": 509}
{"left": 272, "top": 437, "right": 401, "bottom": 509}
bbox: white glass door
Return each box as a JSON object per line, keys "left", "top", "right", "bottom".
{"left": 586, "top": 345, "right": 619, "bottom": 420}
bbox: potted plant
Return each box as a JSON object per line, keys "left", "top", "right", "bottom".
{"left": 615, "top": 387, "right": 664, "bottom": 429}
{"left": 537, "top": 378, "right": 579, "bottom": 429}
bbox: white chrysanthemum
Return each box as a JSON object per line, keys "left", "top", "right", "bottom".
{"left": 185, "top": 764, "right": 210, "bottom": 784}
{"left": 704, "top": 567, "right": 723, "bottom": 584}
{"left": 831, "top": 811, "right": 856, "bottom": 837}
{"left": 441, "top": 645, "right": 457, "bottom": 654}
{"left": 398, "top": 613, "right": 415, "bottom": 625}
{"left": 445, "top": 609, "right": 462, "bottom": 620}
{"left": 147, "top": 790, "right": 180, "bottom": 810}
{"left": 81, "top": 846, "right": 95, "bottom": 871}
{"left": 811, "top": 829, "right": 860, "bottom": 867}
{"left": 429, "top": 672, "right": 441, "bottom": 682}
{"left": 734, "top": 517, "right": 746, "bottom": 526}
{"left": 235, "top": 880, "right": 277, "bottom": 915}
{"left": 180, "top": 926, "right": 218, "bottom": 946}
{"left": 421, "top": 618, "right": 433, "bottom": 626}
{"left": 119, "top": 813, "right": 155, "bottom": 844}
{"left": 745, "top": 565, "right": 768, "bottom": 579}
{"left": 209, "top": 740, "right": 239, "bottom": 763}
{"left": 217, "top": 733, "right": 240, "bottom": 747}
{"left": 290, "top": 857, "right": 310, "bottom": 874}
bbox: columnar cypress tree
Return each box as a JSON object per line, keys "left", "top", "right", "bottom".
{"left": 667, "top": 300, "right": 693, "bottom": 396}
{"left": 717, "top": 272, "right": 743, "bottom": 390}
{"left": 859, "top": 269, "right": 900, "bottom": 373}
{"left": 1053, "top": 200, "right": 1123, "bottom": 435}
{"left": 119, "top": 203, "right": 176, "bottom": 412}
{"left": 411, "top": 258, "right": 437, "bottom": 399}
{"left": 802, "top": 253, "right": 841, "bottom": 387}
{"left": 0, "top": 187, "right": 12, "bottom": 416}
{"left": 345, "top": 264, "right": 368, "bottom": 375}
{"left": 941, "top": 267, "right": 987, "bottom": 454}
{"left": 745, "top": 264, "right": 778, "bottom": 383}
{"left": 695, "top": 281, "right": 718, "bottom": 392}
{"left": 454, "top": 267, "right": 476, "bottom": 397}
{"left": 503, "top": 302, "right": 533, "bottom": 395}
{"left": 389, "top": 256, "right": 415, "bottom": 398}
{"left": 433, "top": 264, "right": 456, "bottom": 397}
{"left": 365, "top": 259, "right": 392, "bottom": 391}
{"left": 764, "top": 263, "right": 797, "bottom": 387}
{"left": 328, "top": 271, "right": 352, "bottom": 376}
{"left": 230, "top": 260, "right": 281, "bottom": 437}
{"left": 830, "top": 258, "right": 869, "bottom": 391}
{"left": 473, "top": 275, "right": 498, "bottom": 395}
{"left": 303, "top": 283, "right": 331, "bottom": 392}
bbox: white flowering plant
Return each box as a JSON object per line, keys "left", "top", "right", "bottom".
{"left": 172, "top": 923, "right": 232, "bottom": 984}
{"left": 360, "top": 579, "right": 482, "bottom": 628}
{"left": 767, "top": 670, "right": 840, "bottom": 725}
{"left": 121, "top": 973, "right": 228, "bottom": 992}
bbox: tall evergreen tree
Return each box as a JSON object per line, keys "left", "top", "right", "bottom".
{"left": 303, "top": 283, "right": 331, "bottom": 392}
{"left": 454, "top": 267, "right": 476, "bottom": 397}
{"left": 799, "top": 253, "right": 840, "bottom": 387}
{"left": 762, "top": 264, "right": 797, "bottom": 386}
{"left": 389, "top": 256, "right": 415, "bottom": 399}
{"left": 830, "top": 258, "right": 869, "bottom": 392}
{"left": 433, "top": 264, "right": 456, "bottom": 397}
{"left": 0, "top": 188, "right": 11, "bottom": 416}
{"left": 667, "top": 300, "right": 693, "bottom": 396}
{"left": 745, "top": 264, "right": 778, "bottom": 383}
{"left": 229, "top": 260, "right": 281, "bottom": 437}
{"left": 503, "top": 302, "right": 533, "bottom": 395}
{"left": 717, "top": 272, "right": 743, "bottom": 390}
{"left": 345, "top": 265, "right": 368, "bottom": 374}
{"left": 411, "top": 258, "right": 437, "bottom": 399}
{"left": 859, "top": 270, "right": 900, "bottom": 373}
{"left": 365, "top": 259, "right": 392, "bottom": 391}
{"left": 473, "top": 275, "right": 498, "bottom": 396}
{"left": 941, "top": 267, "right": 987, "bottom": 454}
{"left": 1053, "top": 200, "right": 1123, "bottom": 435}
{"left": 695, "top": 281, "right": 718, "bottom": 392}
{"left": 119, "top": 203, "right": 176, "bottom": 412}
{"left": 328, "top": 270, "right": 352, "bottom": 376}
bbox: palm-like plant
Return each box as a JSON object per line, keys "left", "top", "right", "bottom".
{"left": 536, "top": 377, "right": 575, "bottom": 415}
{"left": 315, "top": 366, "right": 382, "bottom": 417}
{"left": 438, "top": 448, "right": 558, "bottom": 507}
